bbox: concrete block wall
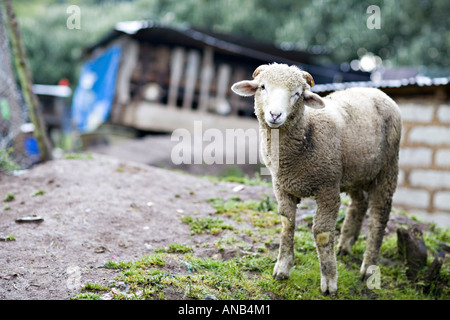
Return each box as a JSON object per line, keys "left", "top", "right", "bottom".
{"left": 393, "top": 97, "right": 450, "bottom": 225}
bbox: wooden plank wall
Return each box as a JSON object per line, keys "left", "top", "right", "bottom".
{"left": 128, "top": 43, "right": 253, "bottom": 118}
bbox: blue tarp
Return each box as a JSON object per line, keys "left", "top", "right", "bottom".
{"left": 71, "top": 45, "right": 122, "bottom": 133}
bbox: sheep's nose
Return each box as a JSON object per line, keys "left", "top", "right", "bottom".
{"left": 270, "top": 111, "right": 282, "bottom": 121}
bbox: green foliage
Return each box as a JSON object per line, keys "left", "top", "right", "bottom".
{"left": 14, "top": 0, "right": 155, "bottom": 85}
{"left": 14, "top": 0, "right": 449, "bottom": 87}
{"left": 0, "top": 148, "right": 19, "bottom": 173}
{"left": 158, "top": 0, "right": 449, "bottom": 69}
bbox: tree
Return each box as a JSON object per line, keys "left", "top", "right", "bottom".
{"left": 12, "top": 0, "right": 450, "bottom": 85}
{"left": 2, "top": 0, "right": 52, "bottom": 162}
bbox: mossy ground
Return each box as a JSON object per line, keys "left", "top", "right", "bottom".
{"left": 74, "top": 178, "right": 449, "bottom": 300}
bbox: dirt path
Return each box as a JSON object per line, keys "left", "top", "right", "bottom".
{"left": 0, "top": 156, "right": 273, "bottom": 300}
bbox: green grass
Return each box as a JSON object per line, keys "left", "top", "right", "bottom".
{"left": 181, "top": 216, "right": 234, "bottom": 235}
{"left": 2, "top": 235, "right": 16, "bottom": 241}
{"left": 82, "top": 283, "right": 110, "bottom": 292}
{"left": 72, "top": 292, "right": 102, "bottom": 300}
{"left": 75, "top": 195, "right": 450, "bottom": 300}
{"left": 202, "top": 171, "right": 272, "bottom": 187}
{"left": 207, "top": 195, "right": 279, "bottom": 228}
{"left": 156, "top": 243, "right": 194, "bottom": 254}
{"left": 3, "top": 193, "right": 15, "bottom": 202}
{"left": 31, "top": 189, "right": 46, "bottom": 197}
{"left": 75, "top": 233, "right": 449, "bottom": 300}
{"left": 63, "top": 152, "right": 94, "bottom": 160}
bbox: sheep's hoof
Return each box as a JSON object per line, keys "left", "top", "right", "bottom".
{"left": 359, "top": 261, "right": 376, "bottom": 282}
{"left": 272, "top": 273, "right": 289, "bottom": 281}
{"left": 321, "top": 289, "right": 337, "bottom": 298}
{"left": 272, "top": 260, "right": 292, "bottom": 280}
{"left": 360, "top": 272, "right": 370, "bottom": 282}
{"left": 272, "top": 266, "right": 291, "bottom": 280}
{"left": 321, "top": 276, "right": 338, "bottom": 297}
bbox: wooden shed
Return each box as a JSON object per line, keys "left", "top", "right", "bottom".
{"left": 84, "top": 20, "right": 369, "bottom": 133}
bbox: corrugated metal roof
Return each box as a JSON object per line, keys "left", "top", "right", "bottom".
{"left": 93, "top": 20, "right": 318, "bottom": 65}
{"left": 311, "top": 76, "right": 450, "bottom": 93}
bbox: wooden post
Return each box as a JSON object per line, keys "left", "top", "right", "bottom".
{"left": 230, "top": 68, "right": 246, "bottom": 115}
{"left": 215, "top": 64, "right": 231, "bottom": 114}
{"left": 182, "top": 50, "right": 200, "bottom": 110}
{"left": 112, "top": 37, "right": 139, "bottom": 123}
{"left": 155, "top": 45, "right": 170, "bottom": 87}
{"left": 2, "top": 0, "right": 52, "bottom": 161}
{"left": 397, "top": 227, "right": 428, "bottom": 281}
{"left": 168, "top": 47, "right": 185, "bottom": 107}
{"left": 198, "top": 46, "right": 214, "bottom": 112}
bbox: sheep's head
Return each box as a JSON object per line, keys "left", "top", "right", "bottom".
{"left": 231, "top": 63, "right": 325, "bottom": 128}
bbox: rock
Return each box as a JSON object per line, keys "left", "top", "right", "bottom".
{"left": 15, "top": 215, "right": 44, "bottom": 223}
{"left": 94, "top": 246, "right": 108, "bottom": 253}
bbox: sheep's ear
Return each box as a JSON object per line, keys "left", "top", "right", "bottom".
{"left": 253, "top": 65, "right": 269, "bottom": 78}
{"left": 303, "top": 90, "right": 325, "bottom": 109}
{"left": 231, "top": 80, "right": 258, "bottom": 96}
{"left": 302, "top": 71, "right": 315, "bottom": 87}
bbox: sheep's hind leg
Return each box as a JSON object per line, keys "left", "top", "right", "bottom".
{"left": 273, "top": 192, "right": 298, "bottom": 280}
{"left": 313, "top": 189, "right": 340, "bottom": 296}
{"left": 360, "top": 169, "right": 396, "bottom": 279}
{"left": 337, "top": 190, "right": 368, "bottom": 256}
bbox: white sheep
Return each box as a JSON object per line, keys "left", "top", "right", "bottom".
{"left": 231, "top": 63, "right": 402, "bottom": 296}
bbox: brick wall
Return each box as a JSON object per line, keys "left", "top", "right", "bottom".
{"left": 393, "top": 97, "right": 450, "bottom": 225}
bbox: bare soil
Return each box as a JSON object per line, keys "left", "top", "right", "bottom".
{"left": 0, "top": 156, "right": 275, "bottom": 300}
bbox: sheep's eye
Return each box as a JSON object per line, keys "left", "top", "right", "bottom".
{"left": 260, "top": 84, "right": 266, "bottom": 91}
{"left": 292, "top": 92, "right": 300, "bottom": 98}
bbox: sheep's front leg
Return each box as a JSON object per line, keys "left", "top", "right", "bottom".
{"left": 313, "top": 189, "right": 340, "bottom": 296}
{"left": 273, "top": 190, "right": 298, "bottom": 280}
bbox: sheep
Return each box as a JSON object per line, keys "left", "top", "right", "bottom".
{"left": 231, "top": 63, "right": 402, "bottom": 296}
